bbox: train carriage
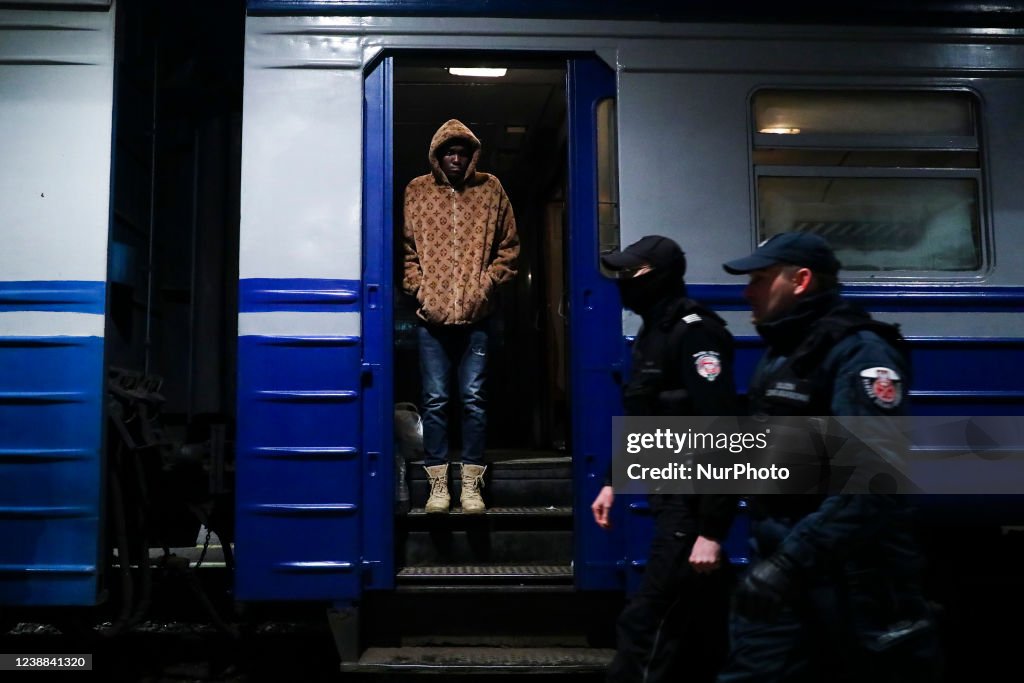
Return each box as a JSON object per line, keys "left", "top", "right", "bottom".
{"left": 2, "top": 0, "right": 1023, "bottom": 675}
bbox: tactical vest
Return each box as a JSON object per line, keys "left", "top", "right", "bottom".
{"left": 622, "top": 298, "right": 725, "bottom": 417}
{"left": 749, "top": 305, "right": 906, "bottom": 418}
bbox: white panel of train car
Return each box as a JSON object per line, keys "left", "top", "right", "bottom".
{"left": 617, "top": 72, "right": 754, "bottom": 285}
{"left": 0, "top": 7, "right": 115, "bottom": 287}
{"left": 239, "top": 25, "right": 364, "bottom": 282}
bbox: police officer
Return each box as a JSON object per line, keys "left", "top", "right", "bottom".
{"left": 716, "top": 232, "right": 941, "bottom": 683}
{"left": 591, "top": 235, "right": 738, "bottom": 683}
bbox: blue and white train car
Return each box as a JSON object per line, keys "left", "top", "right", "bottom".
{"left": 2, "top": 0, "right": 1023, "bottom": 669}
{"left": 0, "top": 0, "right": 114, "bottom": 607}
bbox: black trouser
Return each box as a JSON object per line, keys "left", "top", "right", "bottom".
{"left": 718, "top": 577, "right": 942, "bottom": 683}
{"left": 608, "top": 500, "right": 733, "bottom": 683}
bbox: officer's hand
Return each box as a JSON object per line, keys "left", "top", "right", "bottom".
{"left": 689, "top": 536, "right": 722, "bottom": 574}
{"left": 591, "top": 486, "right": 614, "bottom": 530}
{"left": 733, "top": 553, "right": 798, "bottom": 621}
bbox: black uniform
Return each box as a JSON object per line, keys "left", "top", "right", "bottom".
{"left": 718, "top": 291, "right": 941, "bottom": 683}
{"left": 608, "top": 293, "right": 738, "bottom": 683}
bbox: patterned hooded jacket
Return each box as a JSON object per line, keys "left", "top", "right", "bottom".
{"left": 402, "top": 119, "right": 519, "bottom": 325}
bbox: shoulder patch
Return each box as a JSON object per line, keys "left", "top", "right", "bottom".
{"left": 682, "top": 313, "right": 702, "bottom": 325}
{"left": 859, "top": 366, "right": 902, "bottom": 409}
{"left": 693, "top": 351, "right": 722, "bottom": 382}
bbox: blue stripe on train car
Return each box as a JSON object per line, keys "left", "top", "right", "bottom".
{"left": 238, "top": 278, "right": 360, "bottom": 313}
{"left": 0, "top": 281, "right": 106, "bottom": 314}
{"left": 0, "top": 281, "right": 105, "bottom": 606}
{"left": 730, "top": 337, "right": 1024, "bottom": 414}
{"left": 688, "top": 284, "right": 1024, "bottom": 314}
{"left": 905, "top": 338, "right": 1024, "bottom": 416}
{"left": 235, "top": 278, "right": 367, "bottom": 601}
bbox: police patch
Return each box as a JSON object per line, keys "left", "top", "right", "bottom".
{"left": 859, "top": 367, "right": 902, "bottom": 409}
{"left": 693, "top": 351, "right": 722, "bottom": 382}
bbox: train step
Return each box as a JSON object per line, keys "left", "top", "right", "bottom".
{"left": 399, "top": 454, "right": 576, "bottom": 566}
{"left": 353, "top": 589, "right": 623, "bottom": 670}
{"left": 396, "top": 563, "right": 573, "bottom": 583}
{"left": 339, "top": 645, "right": 615, "bottom": 675}
{"left": 406, "top": 505, "right": 572, "bottom": 517}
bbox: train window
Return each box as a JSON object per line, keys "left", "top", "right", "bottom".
{"left": 759, "top": 177, "right": 980, "bottom": 271}
{"left": 596, "top": 98, "right": 621, "bottom": 274}
{"left": 754, "top": 90, "right": 975, "bottom": 138}
{"left": 751, "top": 90, "right": 984, "bottom": 273}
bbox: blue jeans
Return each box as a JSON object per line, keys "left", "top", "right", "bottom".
{"left": 417, "top": 321, "right": 489, "bottom": 466}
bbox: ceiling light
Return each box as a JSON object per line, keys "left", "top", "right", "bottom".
{"left": 759, "top": 127, "right": 801, "bottom": 134}
{"left": 448, "top": 67, "right": 507, "bottom": 78}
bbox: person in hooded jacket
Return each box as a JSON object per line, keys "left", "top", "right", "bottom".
{"left": 592, "top": 235, "right": 738, "bottom": 683}
{"left": 402, "top": 119, "right": 519, "bottom": 515}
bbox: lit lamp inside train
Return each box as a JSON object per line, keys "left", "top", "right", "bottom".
{"left": 447, "top": 67, "right": 508, "bottom": 77}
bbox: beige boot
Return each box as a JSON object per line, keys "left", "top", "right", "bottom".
{"left": 460, "top": 464, "right": 487, "bottom": 514}
{"left": 424, "top": 464, "right": 450, "bottom": 514}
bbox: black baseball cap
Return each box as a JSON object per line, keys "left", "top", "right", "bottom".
{"left": 722, "top": 232, "right": 841, "bottom": 275}
{"left": 602, "top": 235, "right": 687, "bottom": 275}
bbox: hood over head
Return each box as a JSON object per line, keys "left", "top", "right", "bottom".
{"left": 428, "top": 119, "right": 482, "bottom": 186}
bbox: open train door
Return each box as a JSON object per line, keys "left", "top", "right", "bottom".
{"left": 567, "top": 57, "right": 632, "bottom": 591}
{"left": 234, "top": 55, "right": 392, "bottom": 603}
{"left": 567, "top": 57, "right": 748, "bottom": 592}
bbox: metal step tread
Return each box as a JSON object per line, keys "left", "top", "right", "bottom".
{"left": 397, "top": 564, "right": 573, "bottom": 581}
{"left": 340, "top": 646, "right": 615, "bottom": 674}
{"left": 406, "top": 505, "right": 571, "bottom": 517}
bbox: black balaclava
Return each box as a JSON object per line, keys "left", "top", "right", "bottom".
{"left": 616, "top": 266, "right": 685, "bottom": 317}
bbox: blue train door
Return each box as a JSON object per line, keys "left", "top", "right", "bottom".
{"left": 567, "top": 60, "right": 750, "bottom": 591}
{"left": 566, "top": 58, "right": 632, "bottom": 591}
{"left": 362, "top": 57, "right": 397, "bottom": 591}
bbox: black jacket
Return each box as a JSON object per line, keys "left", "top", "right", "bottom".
{"left": 748, "top": 291, "right": 919, "bottom": 577}
{"left": 616, "top": 294, "right": 739, "bottom": 541}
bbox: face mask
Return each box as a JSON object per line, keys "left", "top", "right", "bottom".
{"left": 616, "top": 271, "right": 670, "bottom": 314}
